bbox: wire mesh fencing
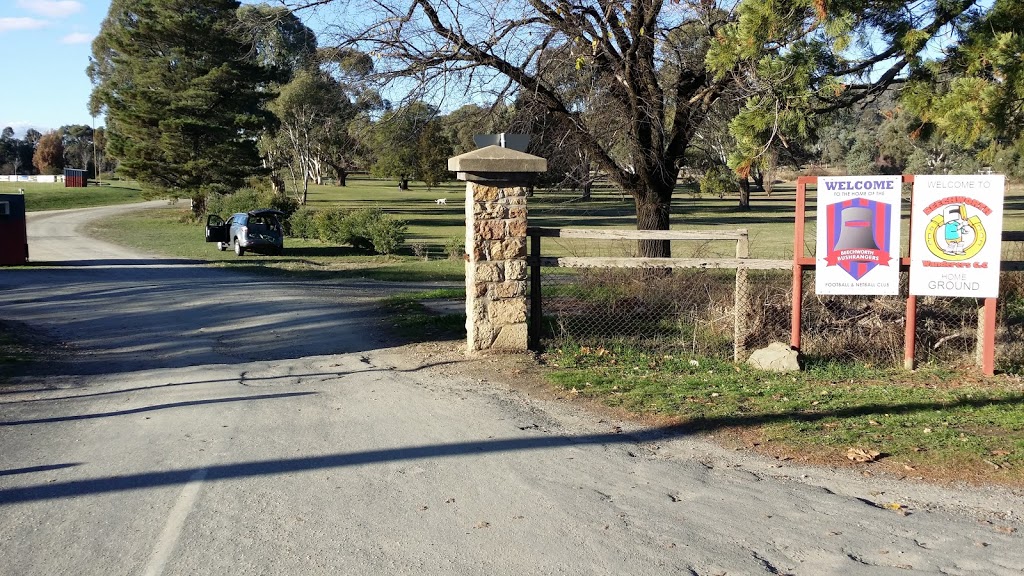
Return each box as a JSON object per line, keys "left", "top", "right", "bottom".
{"left": 533, "top": 265, "right": 1024, "bottom": 372}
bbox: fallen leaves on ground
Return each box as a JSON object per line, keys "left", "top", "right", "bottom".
{"left": 846, "top": 447, "right": 881, "bottom": 463}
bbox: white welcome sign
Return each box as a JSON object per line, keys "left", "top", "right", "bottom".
{"left": 909, "top": 175, "right": 1005, "bottom": 298}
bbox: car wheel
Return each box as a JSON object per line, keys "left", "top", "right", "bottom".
{"left": 217, "top": 242, "right": 227, "bottom": 251}
{"left": 233, "top": 238, "right": 245, "bottom": 256}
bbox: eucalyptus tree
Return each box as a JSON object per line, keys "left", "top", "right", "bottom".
{"left": 369, "top": 101, "right": 446, "bottom": 189}
{"left": 286, "top": 0, "right": 983, "bottom": 256}
{"left": 60, "top": 125, "right": 95, "bottom": 173}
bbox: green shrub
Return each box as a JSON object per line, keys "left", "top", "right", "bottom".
{"left": 286, "top": 206, "right": 317, "bottom": 238}
{"left": 368, "top": 214, "right": 408, "bottom": 255}
{"left": 338, "top": 208, "right": 378, "bottom": 251}
{"left": 444, "top": 236, "right": 465, "bottom": 260}
{"left": 698, "top": 167, "right": 736, "bottom": 198}
{"left": 205, "top": 188, "right": 300, "bottom": 219}
{"left": 301, "top": 207, "right": 408, "bottom": 254}
{"left": 313, "top": 207, "right": 350, "bottom": 244}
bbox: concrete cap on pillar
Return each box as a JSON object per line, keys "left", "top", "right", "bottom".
{"left": 448, "top": 145, "right": 547, "bottom": 183}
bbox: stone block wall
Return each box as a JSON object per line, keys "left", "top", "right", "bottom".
{"left": 465, "top": 183, "right": 530, "bottom": 353}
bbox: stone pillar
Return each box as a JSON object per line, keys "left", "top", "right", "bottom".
{"left": 448, "top": 146, "right": 546, "bottom": 354}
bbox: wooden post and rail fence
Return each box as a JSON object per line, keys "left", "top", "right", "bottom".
{"left": 529, "top": 211, "right": 1021, "bottom": 375}
{"left": 449, "top": 145, "right": 1016, "bottom": 374}
{"left": 527, "top": 227, "right": 791, "bottom": 361}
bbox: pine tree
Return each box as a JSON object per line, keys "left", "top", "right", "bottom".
{"left": 88, "top": 0, "right": 279, "bottom": 199}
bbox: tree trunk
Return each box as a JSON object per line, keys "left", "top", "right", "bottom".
{"left": 580, "top": 181, "right": 592, "bottom": 201}
{"left": 398, "top": 178, "right": 409, "bottom": 190}
{"left": 737, "top": 177, "right": 751, "bottom": 211}
{"left": 270, "top": 173, "right": 285, "bottom": 195}
{"left": 635, "top": 197, "right": 671, "bottom": 258}
{"left": 751, "top": 169, "right": 764, "bottom": 192}
{"left": 336, "top": 168, "right": 347, "bottom": 187}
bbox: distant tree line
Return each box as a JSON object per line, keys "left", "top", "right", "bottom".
{"left": 0, "top": 125, "right": 113, "bottom": 178}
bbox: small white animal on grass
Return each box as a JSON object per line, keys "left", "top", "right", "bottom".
{"left": 435, "top": 198, "right": 447, "bottom": 205}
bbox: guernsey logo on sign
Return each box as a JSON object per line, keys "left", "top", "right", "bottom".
{"left": 815, "top": 176, "right": 902, "bottom": 295}
{"left": 909, "top": 175, "right": 1004, "bottom": 298}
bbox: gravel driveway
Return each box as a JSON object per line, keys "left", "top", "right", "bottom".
{"left": 1, "top": 202, "right": 1022, "bottom": 575}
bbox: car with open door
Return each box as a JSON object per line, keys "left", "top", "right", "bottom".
{"left": 205, "top": 209, "right": 285, "bottom": 256}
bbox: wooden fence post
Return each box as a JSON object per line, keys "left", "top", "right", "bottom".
{"left": 530, "top": 234, "right": 542, "bottom": 351}
{"left": 734, "top": 229, "right": 750, "bottom": 362}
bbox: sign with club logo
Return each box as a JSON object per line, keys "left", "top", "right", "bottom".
{"left": 909, "top": 175, "right": 1004, "bottom": 297}
{"left": 816, "top": 176, "right": 902, "bottom": 295}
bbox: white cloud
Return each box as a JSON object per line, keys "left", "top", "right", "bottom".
{"left": 16, "top": 0, "right": 83, "bottom": 19}
{"left": 0, "top": 17, "right": 48, "bottom": 33}
{"left": 0, "top": 122, "right": 49, "bottom": 139}
{"left": 61, "top": 31, "right": 93, "bottom": 44}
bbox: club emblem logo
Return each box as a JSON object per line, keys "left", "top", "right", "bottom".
{"left": 923, "top": 202, "right": 987, "bottom": 261}
{"left": 824, "top": 198, "right": 893, "bottom": 280}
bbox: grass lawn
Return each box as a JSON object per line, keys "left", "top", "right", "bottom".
{"left": 545, "top": 344, "right": 1024, "bottom": 487}
{"left": 1, "top": 180, "right": 146, "bottom": 211}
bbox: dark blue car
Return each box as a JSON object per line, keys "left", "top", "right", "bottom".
{"left": 205, "top": 209, "right": 285, "bottom": 256}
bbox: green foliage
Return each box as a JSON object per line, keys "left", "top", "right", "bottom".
{"left": 206, "top": 188, "right": 299, "bottom": 219}
{"left": 705, "top": 0, "right": 987, "bottom": 176}
{"left": 901, "top": 0, "right": 1024, "bottom": 174}
{"left": 367, "top": 214, "right": 408, "bottom": 255}
{"left": 312, "top": 207, "right": 351, "bottom": 244}
{"left": 416, "top": 120, "right": 452, "bottom": 189}
{"left": 89, "top": 0, "right": 280, "bottom": 199}
{"left": 236, "top": 3, "right": 318, "bottom": 81}
{"left": 286, "top": 206, "right": 317, "bottom": 238}
{"left": 369, "top": 101, "right": 448, "bottom": 187}
{"left": 302, "top": 206, "right": 408, "bottom": 254}
{"left": 444, "top": 236, "right": 465, "bottom": 260}
{"left": 698, "top": 167, "right": 735, "bottom": 198}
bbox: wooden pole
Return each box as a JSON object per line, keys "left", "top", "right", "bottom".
{"left": 529, "top": 233, "right": 542, "bottom": 351}
{"left": 734, "top": 229, "right": 750, "bottom": 362}
{"left": 902, "top": 174, "right": 917, "bottom": 371}
{"left": 791, "top": 177, "right": 813, "bottom": 350}
{"left": 982, "top": 297, "right": 997, "bottom": 376}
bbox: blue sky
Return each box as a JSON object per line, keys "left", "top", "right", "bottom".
{"left": 0, "top": 0, "right": 111, "bottom": 136}
{"left": 0, "top": 0, "right": 330, "bottom": 137}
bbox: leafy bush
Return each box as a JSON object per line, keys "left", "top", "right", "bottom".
{"left": 205, "top": 188, "right": 300, "bottom": 219}
{"left": 312, "top": 207, "right": 350, "bottom": 244}
{"left": 698, "top": 166, "right": 736, "bottom": 198}
{"left": 444, "top": 236, "right": 465, "bottom": 260}
{"left": 286, "top": 206, "right": 317, "bottom": 238}
{"left": 368, "top": 213, "right": 408, "bottom": 255}
{"left": 335, "top": 208, "right": 376, "bottom": 250}
{"left": 301, "top": 207, "right": 408, "bottom": 255}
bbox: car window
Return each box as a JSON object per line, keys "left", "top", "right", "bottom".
{"left": 248, "top": 216, "right": 280, "bottom": 232}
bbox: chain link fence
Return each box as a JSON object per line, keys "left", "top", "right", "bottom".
{"left": 532, "top": 260, "right": 1024, "bottom": 373}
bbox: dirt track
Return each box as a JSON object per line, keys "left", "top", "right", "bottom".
{"left": 1, "top": 203, "right": 1022, "bottom": 575}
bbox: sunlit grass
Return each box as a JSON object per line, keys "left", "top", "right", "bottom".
{"left": 1, "top": 180, "right": 146, "bottom": 211}
{"left": 546, "top": 343, "right": 1024, "bottom": 484}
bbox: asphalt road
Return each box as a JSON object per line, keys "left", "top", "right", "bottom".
{"left": 1, "top": 203, "right": 1022, "bottom": 575}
